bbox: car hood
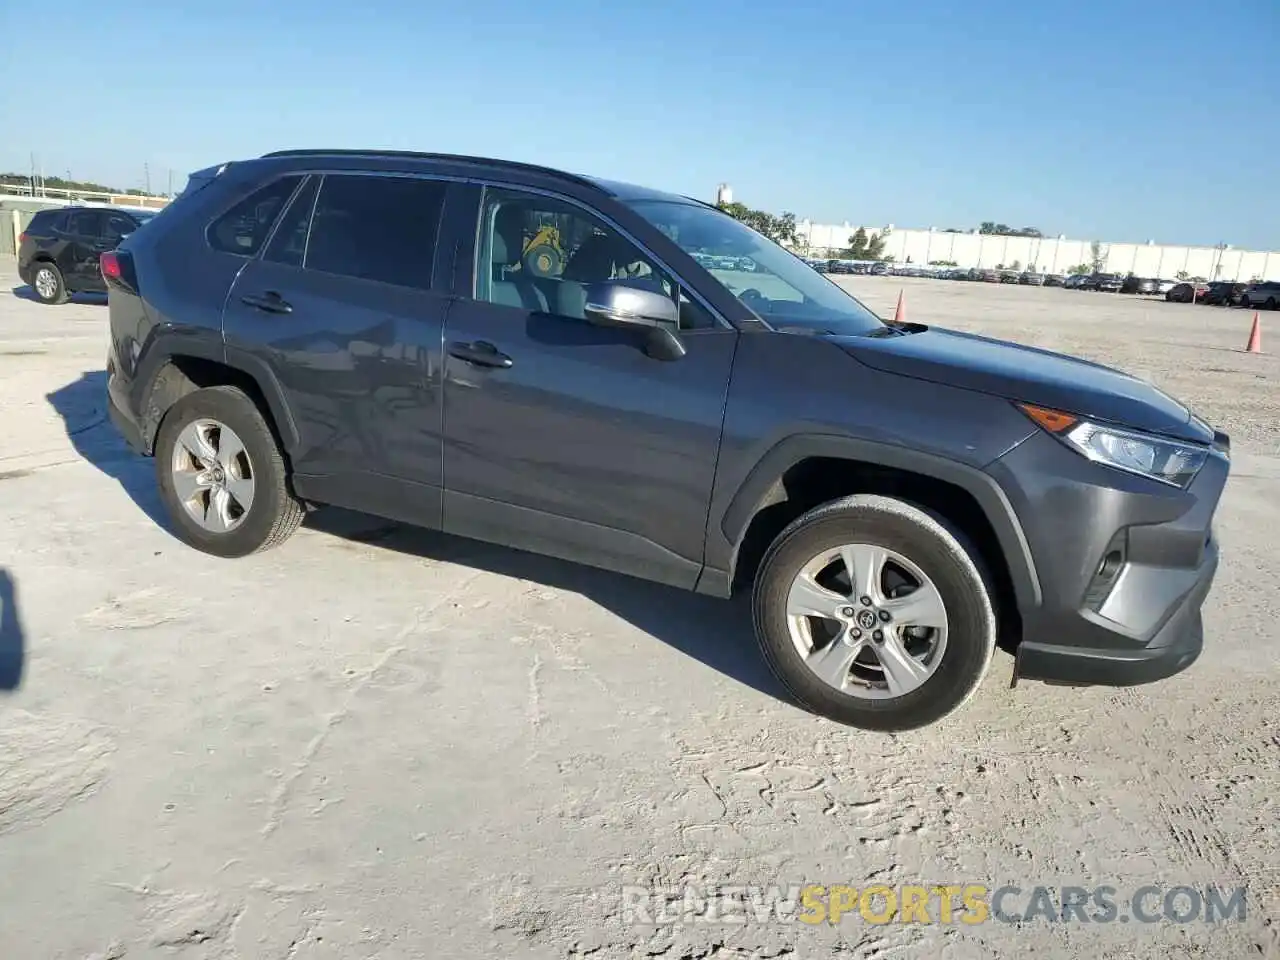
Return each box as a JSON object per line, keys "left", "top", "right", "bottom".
{"left": 834, "top": 325, "right": 1213, "bottom": 443}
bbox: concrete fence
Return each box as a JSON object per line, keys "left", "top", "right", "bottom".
{"left": 799, "top": 221, "right": 1278, "bottom": 282}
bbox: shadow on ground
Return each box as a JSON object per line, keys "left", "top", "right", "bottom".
{"left": 308, "top": 509, "right": 787, "bottom": 704}
{"left": 0, "top": 569, "right": 24, "bottom": 691}
{"left": 10, "top": 284, "right": 106, "bottom": 305}
{"left": 45, "top": 371, "right": 165, "bottom": 523}
{"left": 43, "top": 372, "right": 786, "bottom": 703}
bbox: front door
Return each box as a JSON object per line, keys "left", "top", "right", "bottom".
{"left": 439, "top": 184, "right": 737, "bottom": 588}
{"left": 221, "top": 171, "right": 453, "bottom": 523}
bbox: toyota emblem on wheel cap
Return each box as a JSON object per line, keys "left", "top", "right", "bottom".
{"left": 856, "top": 609, "right": 879, "bottom": 630}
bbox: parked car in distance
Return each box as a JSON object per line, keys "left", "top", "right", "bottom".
{"left": 1202, "top": 282, "right": 1247, "bottom": 306}
{"left": 1094, "top": 273, "right": 1124, "bottom": 292}
{"left": 1043, "top": 274, "right": 1065, "bottom": 287}
{"left": 1166, "top": 282, "right": 1207, "bottom": 303}
{"left": 1121, "top": 276, "right": 1153, "bottom": 295}
{"left": 1019, "top": 272, "right": 1046, "bottom": 285}
{"left": 18, "top": 205, "right": 158, "bottom": 304}
{"left": 102, "top": 147, "right": 1231, "bottom": 733}
{"left": 1240, "top": 281, "right": 1280, "bottom": 310}
{"left": 1154, "top": 279, "right": 1178, "bottom": 295}
{"left": 1067, "top": 274, "right": 1098, "bottom": 290}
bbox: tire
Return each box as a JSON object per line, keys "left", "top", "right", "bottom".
{"left": 30, "top": 261, "right": 69, "bottom": 305}
{"left": 1267, "top": 297, "right": 1277, "bottom": 311}
{"left": 523, "top": 244, "right": 563, "bottom": 279}
{"left": 153, "top": 385, "right": 304, "bottom": 558}
{"left": 752, "top": 494, "right": 996, "bottom": 732}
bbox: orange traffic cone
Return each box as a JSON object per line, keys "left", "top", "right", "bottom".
{"left": 1245, "top": 313, "right": 1262, "bottom": 353}
{"left": 894, "top": 290, "right": 906, "bottom": 324}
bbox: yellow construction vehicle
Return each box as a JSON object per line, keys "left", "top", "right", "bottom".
{"left": 520, "top": 217, "right": 567, "bottom": 278}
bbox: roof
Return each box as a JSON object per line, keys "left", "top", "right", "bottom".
{"left": 259, "top": 149, "right": 707, "bottom": 206}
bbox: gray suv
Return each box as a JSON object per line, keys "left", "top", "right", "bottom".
{"left": 101, "top": 149, "right": 1230, "bottom": 731}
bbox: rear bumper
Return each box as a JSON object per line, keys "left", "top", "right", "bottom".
{"left": 106, "top": 354, "right": 147, "bottom": 455}
{"left": 986, "top": 428, "right": 1229, "bottom": 688}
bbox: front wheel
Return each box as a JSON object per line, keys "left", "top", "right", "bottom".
{"left": 153, "top": 385, "right": 304, "bottom": 558}
{"left": 752, "top": 494, "right": 996, "bottom": 732}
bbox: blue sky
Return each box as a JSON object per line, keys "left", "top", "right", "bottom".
{"left": 1, "top": 0, "right": 1276, "bottom": 249}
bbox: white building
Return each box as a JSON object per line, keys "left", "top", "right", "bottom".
{"left": 795, "top": 220, "right": 1279, "bottom": 282}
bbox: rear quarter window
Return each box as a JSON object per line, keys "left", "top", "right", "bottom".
{"left": 206, "top": 176, "right": 305, "bottom": 257}
{"left": 28, "top": 210, "right": 68, "bottom": 233}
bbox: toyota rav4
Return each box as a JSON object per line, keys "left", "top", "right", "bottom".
{"left": 101, "top": 149, "right": 1230, "bottom": 731}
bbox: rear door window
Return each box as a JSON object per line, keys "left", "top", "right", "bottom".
{"left": 207, "top": 176, "right": 304, "bottom": 257}
{"left": 67, "top": 210, "right": 103, "bottom": 238}
{"left": 303, "top": 174, "right": 447, "bottom": 291}
{"left": 262, "top": 176, "right": 319, "bottom": 268}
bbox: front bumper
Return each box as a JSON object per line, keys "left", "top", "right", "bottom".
{"left": 986, "top": 428, "right": 1229, "bottom": 688}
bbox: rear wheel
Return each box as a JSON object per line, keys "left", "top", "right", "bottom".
{"left": 1267, "top": 297, "right": 1277, "bottom": 310}
{"left": 30, "top": 262, "right": 68, "bottom": 304}
{"left": 153, "top": 386, "right": 304, "bottom": 558}
{"left": 752, "top": 494, "right": 997, "bottom": 732}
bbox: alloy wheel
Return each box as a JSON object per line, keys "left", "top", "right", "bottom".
{"left": 169, "top": 418, "right": 256, "bottom": 533}
{"left": 785, "top": 543, "right": 949, "bottom": 698}
{"left": 34, "top": 268, "right": 58, "bottom": 301}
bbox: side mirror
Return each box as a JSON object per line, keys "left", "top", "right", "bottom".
{"left": 583, "top": 280, "right": 679, "bottom": 330}
{"left": 582, "top": 280, "right": 685, "bottom": 361}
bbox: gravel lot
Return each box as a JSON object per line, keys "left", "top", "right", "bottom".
{"left": 1, "top": 259, "right": 1277, "bottom": 960}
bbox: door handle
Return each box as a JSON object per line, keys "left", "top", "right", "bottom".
{"left": 240, "top": 291, "right": 293, "bottom": 314}
{"left": 448, "top": 340, "right": 513, "bottom": 369}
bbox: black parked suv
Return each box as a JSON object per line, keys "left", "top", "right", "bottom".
{"left": 18, "top": 205, "right": 157, "bottom": 304}
{"left": 102, "top": 149, "right": 1231, "bottom": 731}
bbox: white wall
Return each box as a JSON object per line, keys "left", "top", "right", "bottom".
{"left": 798, "top": 221, "right": 1279, "bottom": 281}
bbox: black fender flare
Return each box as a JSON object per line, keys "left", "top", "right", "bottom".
{"left": 130, "top": 333, "right": 301, "bottom": 456}
{"left": 719, "top": 434, "right": 1042, "bottom": 610}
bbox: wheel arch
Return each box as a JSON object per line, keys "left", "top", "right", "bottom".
{"left": 133, "top": 342, "right": 300, "bottom": 458}
{"left": 720, "top": 435, "right": 1042, "bottom": 619}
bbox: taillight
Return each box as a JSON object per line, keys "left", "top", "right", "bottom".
{"left": 100, "top": 251, "right": 122, "bottom": 281}
{"left": 17, "top": 232, "right": 26, "bottom": 244}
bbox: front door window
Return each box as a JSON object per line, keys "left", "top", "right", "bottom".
{"left": 475, "top": 188, "right": 716, "bottom": 329}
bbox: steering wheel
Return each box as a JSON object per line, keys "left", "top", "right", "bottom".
{"left": 738, "top": 288, "right": 767, "bottom": 305}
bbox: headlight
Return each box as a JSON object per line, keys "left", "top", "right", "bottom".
{"left": 1018, "top": 403, "right": 1209, "bottom": 489}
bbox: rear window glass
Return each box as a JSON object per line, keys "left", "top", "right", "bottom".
{"left": 303, "top": 174, "right": 446, "bottom": 290}
{"left": 207, "top": 176, "right": 304, "bottom": 257}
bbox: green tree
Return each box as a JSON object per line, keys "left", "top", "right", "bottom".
{"left": 845, "top": 226, "right": 890, "bottom": 260}
{"left": 979, "top": 222, "right": 1043, "bottom": 238}
{"left": 716, "top": 202, "right": 800, "bottom": 246}
{"left": 1089, "top": 241, "right": 1108, "bottom": 273}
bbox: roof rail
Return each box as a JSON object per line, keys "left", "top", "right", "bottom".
{"left": 258, "top": 149, "right": 600, "bottom": 190}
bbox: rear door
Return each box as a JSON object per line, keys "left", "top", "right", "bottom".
{"left": 63, "top": 209, "right": 106, "bottom": 289}
{"left": 221, "top": 171, "right": 453, "bottom": 524}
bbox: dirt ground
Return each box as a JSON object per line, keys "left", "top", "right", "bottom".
{"left": 1, "top": 260, "right": 1277, "bottom": 960}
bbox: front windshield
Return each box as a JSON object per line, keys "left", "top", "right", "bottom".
{"left": 627, "top": 199, "right": 886, "bottom": 336}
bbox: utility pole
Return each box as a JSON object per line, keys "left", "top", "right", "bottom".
{"left": 167, "top": 169, "right": 174, "bottom": 197}
{"left": 144, "top": 162, "right": 151, "bottom": 195}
